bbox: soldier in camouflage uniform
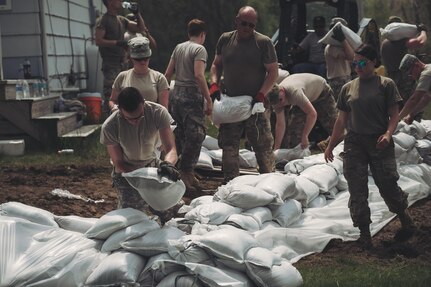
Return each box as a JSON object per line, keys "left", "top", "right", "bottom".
{"left": 325, "top": 45, "right": 416, "bottom": 249}
{"left": 95, "top": 0, "right": 145, "bottom": 119}
{"left": 269, "top": 73, "right": 338, "bottom": 150}
{"left": 209, "top": 6, "right": 278, "bottom": 182}
{"left": 165, "top": 19, "right": 213, "bottom": 194}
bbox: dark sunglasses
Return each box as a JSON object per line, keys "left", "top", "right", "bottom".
{"left": 352, "top": 59, "right": 368, "bottom": 69}
{"left": 239, "top": 20, "right": 256, "bottom": 29}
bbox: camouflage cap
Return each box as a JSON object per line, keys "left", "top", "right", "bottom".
{"left": 268, "top": 84, "right": 281, "bottom": 106}
{"left": 128, "top": 36, "right": 152, "bottom": 59}
{"left": 399, "top": 54, "right": 418, "bottom": 74}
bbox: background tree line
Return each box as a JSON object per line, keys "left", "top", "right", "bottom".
{"left": 126, "top": 0, "right": 431, "bottom": 72}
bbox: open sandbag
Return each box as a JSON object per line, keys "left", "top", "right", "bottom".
{"left": 85, "top": 251, "right": 146, "bottom": 287}
{"left": 85, "top": 208, "right": 148, "bottom": 239}
{"left": 212, "top": 94, "right": 252, "bottom": 126}
{"left": 380, "top": 22, "right": 419, "bottom": 41}
{"left": 123, "top": 167, "right": 186, "bottom": 211}
{"left": 318, "top": 22, "right": 362, "bottom": 49}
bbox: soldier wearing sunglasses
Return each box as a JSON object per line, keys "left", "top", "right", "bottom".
{"left": 324, "top": 45, "right": 416, "bottom": 249}
{"left": 210, "top": 6, "right": 278, "bottom": 183}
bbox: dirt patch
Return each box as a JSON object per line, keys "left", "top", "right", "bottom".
{"left": 0, "top": 164, "right": 430, "bottom": 266}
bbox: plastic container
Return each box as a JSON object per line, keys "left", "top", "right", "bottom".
{"left": 58, "top": 149, "right": 74, "bottom": 154}
{"left": 22, "top": 80, "right": 30, "bottom": 98}
{"left": 15, "top": 80, "right": 24, "bottom": 99}
{"left": 77, "top": 92, "right": 102, "bottom": 124}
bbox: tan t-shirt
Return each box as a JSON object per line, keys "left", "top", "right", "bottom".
{"left": 113, "top": 69, "right": 169, "bottom": 103}
{"left": 100, "top": 101, "right": 172, "bottom": 169}
{"left": 338, "top": 75, "right": 402, "bottom": 135}
{"left": 415, "top": 64, "right": 431, "bottom": 98}
{"left": 278, "top": 73, "right": 328, "bottom": 110}
{"left": 325, "top": 45, "right": 351, "bottom": 79}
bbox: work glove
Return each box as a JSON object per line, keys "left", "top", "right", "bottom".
{"left": 128, "top": 2, "right": 139, "bottom": 15}
{"left": 417, "top": 23, "right": 428, "bottom": 32}
{"left": 209, "top": 83, "right": 221, "bottom": 102}
{"left": 157, "top": 161, "right": 181, "bottom": 181}
{"left": 251, "top": 102, "right": 265, "bottom": 115}
{"left": 116, "top": 40, "right": 128, "bottom": 48}
{"left": 331, "top": 25, "right": 345, "bottom": 42}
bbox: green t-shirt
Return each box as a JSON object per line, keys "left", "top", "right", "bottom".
{"left": 96, "top": 13, "right": 128, "bottom": 60}
{"left": 100, "top": 102, "right": 172, "bottom": 169}
{"left": 171, "top": 40, "right": 207, "bottom": 87}
{"left": 337, "top": 75, "right": 402, "bottom": 135}
{"left": 216, "top": 31, "right": 277, "bottom": 97}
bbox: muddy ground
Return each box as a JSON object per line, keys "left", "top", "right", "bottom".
{"left": 1, "top": 163, "right": 430, "bottom": 269}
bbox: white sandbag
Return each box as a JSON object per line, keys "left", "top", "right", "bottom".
{"left": 246, "top": 259, "right": 303, "bottom": 287}
{"left": 185, "top": 202, "right": 242, "bottom": 225}
{"left": 307, "top": 195, "right": 327, "bottom": 208}
{"left": 283, "top": 153, "right": 327, "bottom": 174}
{"left": 270, "top": 199, "right": 302, "bottom": 227}
{"left": 178, "top": 195, "right": 214, "bottom": 214}
{"left": 255, "top": 173, "right": 297, "bottom": 201}
{"left": 123, "top": 167, "right": 186, "bottom": 211}
{"left": 85, "top": 208, "right": 148, "bottom": 239}
{"left": 270, "top": 245, "right": 297, "bottom": 261}
{"left": 410, "top": 121, "right": 427, "bottom": 139}
{"left": 398, "top": 164, "right": 431, "bottom": 188}
{"left": 395, "top": 142, "right": 407, "bottom": 158}
{"left": 85, "top": 251, "right": 146, "bottom": 286}
{"left": 196, "top": 149, "right": 214, "bottom": 170}
{"left": 227, "top": 174, "right": 265, "bottom": 187}
{"left": 276, "top": 68, "right": 290, "bottom": 84}
{"left": 274, "top": 144, "right": 311, "bottom": 163}
{"left": 245, "top": 247, "right": 282, "bottom": 269}
{"left": 212, "top": 94, "right": 252, "bottom": 125}
{"left": 336, "top": 174, "right": 348, "bottom": 191}
{"left": 395, "top": 120, "right": 410, "bottom": 134}
{"left": 293, "top": 176, "right": 320, "bottom": 207}
{"left": 397, "top": 147, "right": 422, "bottom": 165}
{"left": 242, "top": 207, "right": 273, "bottom": 227}
{"left": 121, "top": 226, "right": 186, "bottom": 257}
{"left": 191, "top": 222, "right": 238, "bottom": 235}
{"left": 202, "top": 135, "right": 220, "bottom": 150}
{"left": 205, "top": 149, "right": 223, "bottom": 165}
{"left": 421, "top": 120, "right": 431, "bottom": 139}
{"left": 2, "top": 228, "right": 103, "bottom": 287}
{"left": 415, "top": 139, "right": 431, "bottom": 157}
{"left": 0, "top": 202, "right": 58, "bottom": 227}
{"left": 324, "top": 186, "right": 339, "bottom": 200}
{"left": 226, "top": 213, "right": 260, "bottom": 231}
{"left": 393, "top": 132, "right": 417, "bottom": 150}
{"left": 300, "top": 164, "right": 338, "bottom": 193}
{"left": 138, "top": 253, "right": 184, "bottom": 286}
{"left": 239, "top": 149, "right": 257, "bottom": 168}
{"left": 186, "top": 262, "right": 255, "bottom": 287}
{"left": 318, "top": 22, "right": 362, "bottom": 49}
{"left": 156, "top": 271, "right": 203, "bottom": 287}
{"left": 380, "top": 22, "right": 419, "bottom": 41}
{"left": 192, "top": 228, "right": 258, "bottom": 263}
{"left": 260, "top": 220, "right": 282, "bottom": 230}
{"left": 54, "top": 215, "right": 98, "bottom": 233}
{"left": 101, "top": 219, "right": 160, "bottom": 253}
{"left": 214, "top": 184, "right": 281, "bottom": 209}
{"left": 168, "top": 240, "right": 211, "bottom": 265}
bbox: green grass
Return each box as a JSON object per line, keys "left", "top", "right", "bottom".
{"left": 297, "top": 261, "right": 431, "bottom": 287}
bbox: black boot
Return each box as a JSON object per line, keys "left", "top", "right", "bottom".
{"left": 394, "top": 210, "right": 417, "bottom": 241}
{"left": 358, "top": 225, "right": 373, "bottom": 250}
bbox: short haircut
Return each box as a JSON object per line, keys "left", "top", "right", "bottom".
{"left": 117, "top": 87, "right": 144, "bottom": 112}
{"left": 188, "top": 19, "right": 206, "bottom": 37}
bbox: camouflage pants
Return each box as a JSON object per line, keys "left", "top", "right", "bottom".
{"left": 101, "top": 60, "right": 126, "bottom": 118}
{"left": 286, "top": 87, "right": 338, "bottom": 148}
{"left": 387, "top": 70, "right": 422, "bottom": 121}
{"left": 328, "top": 75, "right": 351, "bottom": 101}
{"left": 170, "top": 86, "right": 206, "bottom": 172}
{"left": 112, "top": 173, "right": 147, "bottom": 211}
{"left": 218, "top": 109, "right": 274, "bottom": 182}
{"left": 343, "top": 132, "right": 408, "bottom": 227}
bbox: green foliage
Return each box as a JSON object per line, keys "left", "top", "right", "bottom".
{"left": 297, "top": 261, "right": 431, "bottom": 287}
